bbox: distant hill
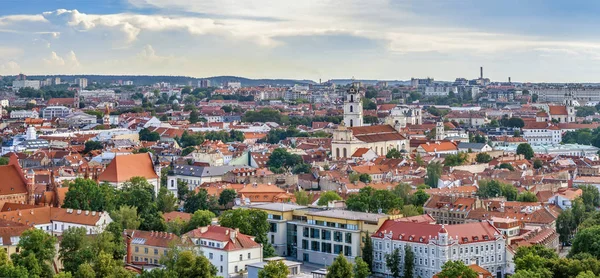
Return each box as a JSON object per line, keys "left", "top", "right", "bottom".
{"left": 24, "top": 75, "right": 316, "bottom": 87}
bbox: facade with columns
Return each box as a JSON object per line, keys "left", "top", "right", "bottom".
{"left": 371, "top": 221, "right": 506, "bottom": 278}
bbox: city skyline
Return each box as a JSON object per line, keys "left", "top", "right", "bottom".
{"left": 3, "top": 1, "right": 600, "bottom": 82}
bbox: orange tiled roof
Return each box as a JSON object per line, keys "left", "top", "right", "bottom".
{"left": 98, "top": 153, "right": 159, "bottom": 183}
{"left": 418, "top": 141, "right": 457, "bottom": 152}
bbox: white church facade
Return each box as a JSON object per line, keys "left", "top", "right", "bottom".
{"left": 331, "top": 84, "right": 411, "bottom": 159}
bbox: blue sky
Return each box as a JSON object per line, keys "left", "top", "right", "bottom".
{"left": 2, "top": 0, "right": 600, "bottom": 82}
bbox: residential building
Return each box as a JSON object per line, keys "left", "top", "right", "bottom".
{"left": 41, "top": 106, "right": 71, "bottom": 119}
{"left": 457, "top": 142, "right": 493, "bottom": 153}
{"left": 416, "top": 141, "right": 459, "bottom": 156}
{"left": 12, "top": 80, "right": 40, "bottom": 91}
{"left": 372, "top": 221, "right": 506, "bottom": 278}
{"left": 75, "top": 78, "right": 88, "bottom": 89}
{"left": 0, "top": 161, "right": 33, "bottom": 207}
{"left": 424, "top": 85, "right": 458, "bottom": 96}
{"left": 547, "top": 188, "right": 582, "bottom": 210}
{"left": 0, "top": 219, "right": 30, "bottom": 258}
{"left": 125, "top": 230, "right": 181, "bottom": 265}
{"left": 423, "top": 196, "right": 482, "bottom": 225}
{"left": 522, "top": 122, "right": 561, "bottom": 145}
{"left": 248, "top": 203, "right": 308, "bottom": 257}
{"left": 184, "top": 225, "right": 262, "bottom": 278}
{"left": 167, "top": 165, "right": 247, "bottom": 198}
{"left": 0, "top": 99, "right": 9, "bottom": 107}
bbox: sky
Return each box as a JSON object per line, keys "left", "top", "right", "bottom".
{"left": 3, "top": 0, "right": 600, "bottom": 82}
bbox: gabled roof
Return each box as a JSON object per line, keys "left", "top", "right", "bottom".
{"left": 372, "top": 220, "right": 501, "bottom": 244}
{"left": 418, "top": 141, "right": 458, "bottom": 153}
{"left": 125, "top": 229, "right": 180, "bottom": 248}
{"left": 184, "top": 225, "right": 261, "bottom": 251}
{"left": 98, "top": 153, "right": 159, "bottom": 183}
{"left": 0, "top": 164, "right": 28, "bottom": 196}
{"left": 548, "top": 106, "right": 568, "bottom": 115}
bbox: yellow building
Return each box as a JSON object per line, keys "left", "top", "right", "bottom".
{"left": 125, "top": 230, "right": 183, "bottom": 265}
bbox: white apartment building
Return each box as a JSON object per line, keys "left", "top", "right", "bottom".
{"left": 79, "top": 89, "right": 116, "bottom": 99}
{"left": 184, "top": 225, "right": 263, "bottom": 278}
{"left": 75, "top": 78, "right": 88, "bottom": 89}
{"left": 12, "top": 80, "right": 40, "bottom": 91}
{"left": 41, "top": 106, "right": 72, "bottom": 119}
{"left": 10, "top": 110, "right": 39, "bottom": 119}
{"left": 372, "top": 221, "right": 506, "bottom": 278}
{"left": 167, "top": 165, "right": 247, "bottom": 198}
{"left": 522, "top": 123, "right": 561, "bottom": 145}
{"left": 424, "top": 86, "right": 458, "bottom": 96}
{"left": 0, "top": 99, "right": 9, "bottom": 107}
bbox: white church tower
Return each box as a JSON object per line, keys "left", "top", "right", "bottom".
{"left": 435, "top": 121, "right": 445, "bottom": 141}
{"left": 343, "top": 84, "right": 363, "bottom": 127}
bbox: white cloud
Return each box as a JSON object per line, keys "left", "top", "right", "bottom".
{"left": 43, "top": 50, "right": 80, "bottom": 70}
{"left": 0, "top": 61, "right": 20, "bottom": 74}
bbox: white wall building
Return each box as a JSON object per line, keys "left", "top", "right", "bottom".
{"left": 372, "top": 221, "right": 506, "bottom": 278}
{"left": 522, "top": 123, "right": 561, "bottom": 145}
{"left": 184, "top": 225, "right": 263, "bottom": 278}
{"left": 12, "top": 80, "right": 40, "bottom": 91}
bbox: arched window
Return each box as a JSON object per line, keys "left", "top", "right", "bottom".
{"left": 336, "top": 148, "right": 340, "bottom": 158}
{"left": 350, "top": 95, "right": 354, "bottom": 102}
{"left": 343, "top": 148, "right": 347, "bottom": 158}
{"left": 350, "top": 119, "right": 353, "bottom": 127}
{"left": 350, "top": 105, "right": 353, "bottom": 112}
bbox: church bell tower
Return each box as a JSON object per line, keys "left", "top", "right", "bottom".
{"left": 343, "top": 84, "right": 363, "bottom": 127}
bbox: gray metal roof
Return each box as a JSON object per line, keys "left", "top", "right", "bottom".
{"left": 457, "top": 142, "right": 487, "bottom": 150}
{"left": 172, "top": 165, "right": 248, "bottom": 177}
{"left": 306, "top": 209, "right": 388, "bottom": 222}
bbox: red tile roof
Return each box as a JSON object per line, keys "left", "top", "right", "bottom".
{"left": 98, "top": 153, "right": 159, "bottom": 183}
{"left": 184, "top": 225, "right": 261, "bottom": 251}
{"left": 0, "top": 165, "right": 28, "bottom": 196}
{"left": 548, "top": 106, "right": 568, "bottom": 115}
{"left": 351, "top": 125, "right": 406, "bottom": 143}
{"left": 373, "top": 221, "right": 501, "bottom": 244}
{"left": 418, "top": 141, "right": 458, "bottom": 153}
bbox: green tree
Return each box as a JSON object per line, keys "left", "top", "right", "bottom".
{"left": 267, "top": 148, "right": 303, "bottom": 172}
{"left": 444, "top": 152, "right": 468, "bottom": 166}
{"left": 327, "top": 253, "right": 353, "bottom": 278}
{"left": 63, "top": 178, "right": 116, "bottom": 212}
{"left": 475, "top": 152, "right": 492, "bottom": 163}
{"left": 361, "top": 232, "right": 373, "bottom": 271}
{"left": 358, "top": 173, "right": 372, "bottom": 183}
{"left": 498, "top": 162, "right": 515, "bottom": 171}
{"left": 401, "top": 205, "right": 422, "bottom": 217}
{"left": 219, "top": 209, "right": 274, "bottom": 257}
{"left": 11, "top": 229, "right": 57, "bottom": 278}
{"left": 157, "top": 186, "right": 178, "bottom": 213}
{"left": 353, "top": 257, "right": 370, "bottom": 278}
{"left": 570, "top": 226, "right": 600, "bottom": 258}
{"left": 557, "top": 209, "right": 576, "bottom": 245}
{"left": 317, "top": 191, "right": 342, "bottom": 206}
{"left": 477, "top": 180, "right": 517, "bottom": 200}
{"left": 294, "top": 191, "right": 311, "bottom": 206}
{"left": 533, "top": 159, "right": 543, "bottom": 169}
{"left": 517, "top": 191, "right": 538, "bottom": 202}
{"left": 258, "top": 260, "right": 290, "bottom": 278}
{"left": 84, "top": 140, "right": 104, "bottom": 153}
{"left": 506, "top": 117, "right": 525, "bottom": 128}
{"left": 110, "top": 205, "right": 142, "bottom": 230}
{"left": 346, "top": 186, "right": 403, "bottom": 214}
{"left": 118, "top": 177, "right": 166, "bottom": 231}
{"left": 185, "top": 210, "right": 215, "bottom": 233}
{"left": 218, "top": 189, "right": 238, "bottom": 207}
{"left": 425, "top": 162, "right": 443, "bottom": 188}
{"left": 404, "top": 245, "right": 415, "bottom": 278}
{"left": 178, "top": 180, "right": 190, "bottom": 201}
{"left": 410, "top": 189, "right": 430, "bottom": 207}
{"left": 517, "top": 143, "right": 535, "bottom": 160}
{"left": 386, "top": 148, "right": 402, "bottom": 159}
{"left": 437, "top": 261, "right": 477, "bottom": 278}
{"left": 166, "top": 217, "right": 188, "bottom": 236}
{"left": 580, "top": 184, "right": 600, "bottom": 211}
{"left": 0, "top": 157, "right": 8, "bottom": 165}
{"left": 139, "top": 128, "right": 161, "bottom": 141}
{"left": 189, "top": 110, "right": 200, "bottom": 124}
{"left": 184, "top": 188, "right": 217, "bottom": 213}
{"left": 414, "top": 153, "right": 424, "bottom": 166}
{"left": 59, "top": 227, "right": 94, "bottom": 274}
{"left": 385, "top": 247, "right": 401, "bottom": 278}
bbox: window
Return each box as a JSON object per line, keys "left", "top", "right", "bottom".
{"left": 303, "top": 227, "right": 309, "bottom": 237}
{"left": 220, "top": 266, "right": 223, "bottom": 273}
{"left": 221, "top": 255, "right": 223, "bottom": 262}
{"left": 334, "top": 244, "right": 343, "bottom": 254}
{"left": 248, "top": 253, "right": 251, "bottom": 259}
{"left": 322, "top": 242, "right": 332, "bottom": 253}
{"left": 144, "top": 248, "right": 148, "bottom": 254}
{"left": 235, "top": 266, "right": 238, "bottom": 272}
{"left": 209, "top": 253, "right": 213, "bottom": 259}
{"left": 270, "top": 223, "right": 277, "bottom": 233}
{"left": 322, "top": 230, "right": 331, "bottom": 240}
{"left": 334, "top": 231, "right": 343, "bottom": 242}
{"left": 345, "top": 233, "right": 352, "bottom": 244}
{"left": 311, "top": 241, "right": 320, "bottom": 251}
{"left": 240, "top": 254, "right": 243, "bottom": 261}
{"left": 154, "top": 249, "right": 158, "bottom": 255}
{"left": 344, "top": 246, "right": 352, "bottom": 256}
{"left": 135, "top": 246, "right": 139, "bottom": 253}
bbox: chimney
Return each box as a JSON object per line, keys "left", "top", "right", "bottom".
{"left": 126, "top": 233, "right": 133, "bottom": 264}
{"left": 480, "top": 66, "right": 483, "bottom": 79}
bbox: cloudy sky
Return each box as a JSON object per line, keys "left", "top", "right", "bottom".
{"left": 2, "top": 0, "right": 600, "bottom": 82}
